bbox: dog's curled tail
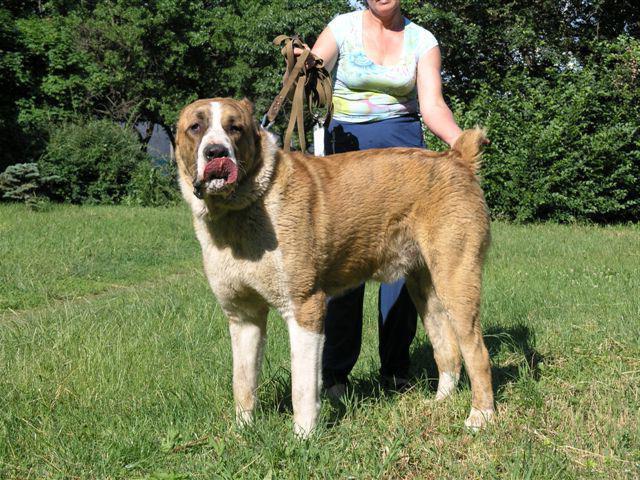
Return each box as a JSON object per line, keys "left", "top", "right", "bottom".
{"left": 452, "top": 128, "right": 488, "bottom": 175}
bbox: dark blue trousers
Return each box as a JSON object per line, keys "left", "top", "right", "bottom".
{"left": 321, "top": 115, "right": 424, "bottom": 387}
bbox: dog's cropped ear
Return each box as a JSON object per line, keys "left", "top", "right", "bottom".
{"left": 240, "top": 98, "right": 254, "bottom": 115}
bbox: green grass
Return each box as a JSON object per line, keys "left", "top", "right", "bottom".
{"left": 0, "top": 204, "right": 198, "bottom": 312}
{"left": 1, "top": 204, "right": 638, "bottom": 479}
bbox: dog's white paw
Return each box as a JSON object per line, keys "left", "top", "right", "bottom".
{"left": 293, "top": 421, "right": 315, "bottom": 440}
{"left": 435, "top": 372, "right": 460, "bottom": 400}
{"left": 464, "top": 407, "right": 495, "bottom": 431}
{"left": 235, "top": 409, "right": 253, "bottom": 427}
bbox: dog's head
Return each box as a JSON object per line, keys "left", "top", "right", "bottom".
{"left": 175, "top": 98, "right": 271, "bottom": 208}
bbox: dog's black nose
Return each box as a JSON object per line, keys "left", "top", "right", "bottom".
{"left": 203, "top": 144, "right": 229, "bottom": 160}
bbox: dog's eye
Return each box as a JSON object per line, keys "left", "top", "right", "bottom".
{"left": 229, "top": 125, "right": 243, "bottom": 133}
{"left": 189, "top": 123, "right": 201, "bottom": 133}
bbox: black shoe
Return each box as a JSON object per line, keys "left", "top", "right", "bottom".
{"left": 324, "top": 382, "right": 347, "bottom": 401}
{"left": 381, "top": 374, "right": 411, "bottom": 392}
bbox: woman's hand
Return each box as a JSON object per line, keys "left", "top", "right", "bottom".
{"left": 293, "top": 45, "right": 309, "bottom": 57}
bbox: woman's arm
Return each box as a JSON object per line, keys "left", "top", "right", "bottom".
{"left": 416, "top": 46, "right": 462, "bottom": 147}
{"left": 310, "top": 27, "right": 339, "bottom": 71}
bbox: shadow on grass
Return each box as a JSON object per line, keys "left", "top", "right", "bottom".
{"left": 484, "top": 324, "right": 545, "bottom": 388}
{"left": 259, "top": 324, "right": 544, "bottom": 428}
{"left": 336, "top": 324, "right": 543, "bottom": 426}
{"left": 411, "top": 324, "right": 544, "bottom": 397}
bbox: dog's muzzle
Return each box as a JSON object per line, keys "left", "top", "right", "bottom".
{"left": 192, "top": 153, "right": 239, "bottom": 199}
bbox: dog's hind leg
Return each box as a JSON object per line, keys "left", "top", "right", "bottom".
{"left": 418, "top": 227, "right": 494, "bottom": 430}
{"left": 285, "top": 293, "right": 326, "bottom": 439}
{"left": 227, "top": 302, "right": 269, "bottom": 426}
{"left": 406, "top": 270, "right": 462, "bottom": 400}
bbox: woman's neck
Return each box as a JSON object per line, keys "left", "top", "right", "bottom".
{"left": 365, "top": 7, "right": 403, "bottom": 31}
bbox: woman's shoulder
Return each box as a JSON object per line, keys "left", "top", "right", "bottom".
{"left": 328, "top": 10, "right": 361, "bottom": 30}
{"left": 331, "top": 10, "right": 362, "bottom": 22}
{"left": 404, "top": 19, "right": 439, "bottom": 58}
{"left": 405, "top": 19, "right": 437, "bottom": 43}
{"left": 328, "top": 10, "right": 362, "bottom": 49}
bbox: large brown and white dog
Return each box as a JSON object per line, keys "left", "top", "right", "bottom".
{"left": 175, "top": 97, "right": 494, "bottom": 437}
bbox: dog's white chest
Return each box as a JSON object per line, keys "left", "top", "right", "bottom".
{"left": 195, "top": 221, "right": 289, "bottom": 310}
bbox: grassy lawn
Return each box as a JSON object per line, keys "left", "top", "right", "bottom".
{"left": 1, "top": 204, "right": 638, "bottom": 479}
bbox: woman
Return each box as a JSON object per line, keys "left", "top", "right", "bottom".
{"left": 309, "top": 0, "right": 462, "bottom": 397}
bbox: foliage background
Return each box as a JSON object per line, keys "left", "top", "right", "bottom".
{"left": 0, "top": 0, "right": 638, "bottom": 221}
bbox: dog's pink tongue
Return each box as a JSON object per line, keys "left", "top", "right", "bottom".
{"left": 203, "top": 157, "right": 238, "bottom": 184}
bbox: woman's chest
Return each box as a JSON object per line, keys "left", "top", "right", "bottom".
{"left": 336, "top": 49, "right": 417, "bottom": 96}
{"left": 361, "top": 28, "right": 404, "bottom": 67}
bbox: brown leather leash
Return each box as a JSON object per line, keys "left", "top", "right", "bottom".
{"left": 261, "top": 35, "right": 333, "bottom": 152}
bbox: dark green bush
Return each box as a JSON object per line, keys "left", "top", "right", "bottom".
{"left": 125, "top": 159, "right": 179, "bottom": 207}
{"left": 39, "top": 119, "right": 142, "bottom": 204}
{"left": 457, "top": 36, "right": 640, "bottom": 223}
{"left": 38, "top": 119, "right": 177, "bottom": 205}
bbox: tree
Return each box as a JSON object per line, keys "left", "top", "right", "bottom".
{"left": 3, "top": 0, "right": 638, "bottom": 220}
{"left": 13, "top": 0, "right": 350, "bottom": 149}
{"left": 0, "top": 7, "right": 30, "bottom": 171}
{"left": 403, "top": 0, "right": 640, "bottom": 101}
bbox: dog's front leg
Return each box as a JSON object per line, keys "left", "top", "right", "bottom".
{"left": 228, "top": 307, "right": 267, "bottom": 426}
{"left": 286, "top": 296, "right": 326, "bottom": 438}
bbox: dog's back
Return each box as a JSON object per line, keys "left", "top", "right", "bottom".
{"left": 273, "top": 129, "right": 490, "bottom": 295}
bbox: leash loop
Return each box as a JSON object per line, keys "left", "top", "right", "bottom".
{"left": 262, "top": 35, "right": 333, "bottom": 152}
